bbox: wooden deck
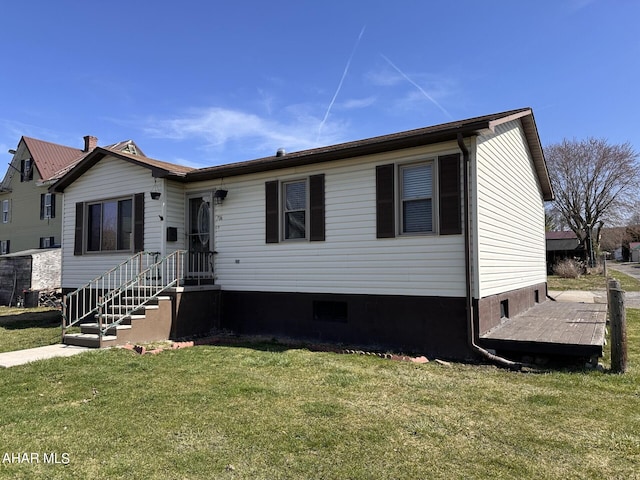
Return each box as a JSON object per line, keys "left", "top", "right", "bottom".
{"left": 479, "top": 300, "right": 607, "bottom": 359}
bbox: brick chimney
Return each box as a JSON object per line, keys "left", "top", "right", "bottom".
{"left": 83, "top": 135, "right": 98, "bottom": 152}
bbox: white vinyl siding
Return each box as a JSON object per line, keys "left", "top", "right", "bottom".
{"left": 190, "top": 142, "right": 466, "bottom": 297}
{"left": 474, "top": 119, "right": 546, "bottom": 297}
{"left": 164, "top": 180, "right": 187, "bottom": 255}
{"left": 61, "top": 157, "right": 162, "bottom": 288}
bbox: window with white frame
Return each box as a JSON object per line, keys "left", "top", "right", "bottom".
{"left": 21, "top": 159, "right": 33, "bottom": 182}
{"left": 0, "top": 240, "right": 8, "bottom": 255}
{"left": 86, "top": 197, "right": 133, "bottom": 252}
{"left": 40, "top": 236, "right": 54, "bottom": 248}
{"left": 283, "top": 180, "right": 307, "bottom": 239}
{"left": 44, "top": 193, "right": 53, "bottom": 219}
{"left": 2, "top": 199, "right": 9, "bottom": 224}
{"left": 400, "top": 162, "right": 434, "bottom": 234}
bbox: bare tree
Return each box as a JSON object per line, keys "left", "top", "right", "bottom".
{"left": 545, "top": 138, "right": 640, "bottom": 265}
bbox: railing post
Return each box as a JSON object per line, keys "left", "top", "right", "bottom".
{"left": 607, "top": 279, "right": 627, "bottom": 373}
{"left": 97, "top": 295, "right": 105, "bottom": 346}
{"left": 61, "top": 294, "right": 67, "bottom": 342}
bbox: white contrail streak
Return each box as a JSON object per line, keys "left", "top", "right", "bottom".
{"left": 316, "top": 25, "right": 366, "bottom": 144}
{"left": 381, "top": 54, "right": 452, "bottom": 119}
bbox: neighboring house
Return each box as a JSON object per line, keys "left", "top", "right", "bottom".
{"left": 0, "top": 135, "right": 144, "bottom": 255}
{"left": 52, "top": 108, "right": 553, "bottom": 360}
{"left": 630, "top": 242, "right": 640, "bottom": 262}
{"left": 546, "top": 230, "right": 581, "bottom": 272}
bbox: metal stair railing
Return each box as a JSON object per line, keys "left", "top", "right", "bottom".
{"left": 96, "top": 250, "right": 187, "bottom": 336}
{"left": 62, "top": 251, "right": 165, "bottom": 334}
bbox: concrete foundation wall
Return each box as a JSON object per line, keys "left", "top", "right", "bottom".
{"left": 475, "top": 282, "right": 548, "bottom": 336}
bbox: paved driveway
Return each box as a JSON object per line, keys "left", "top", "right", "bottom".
{"left": 608, "top": 262, "right": 640, "bottom": 280}
{"left": 607, "top": 263, "right": 640, "bottom": 308}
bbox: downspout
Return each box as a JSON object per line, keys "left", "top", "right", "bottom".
{"left": 457, "top": 133, "right": 522, "bottom": 371}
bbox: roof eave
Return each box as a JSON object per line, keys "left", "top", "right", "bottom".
{"left": 50, "top": 149, "right": 106, "bottom": 193}
{"left": 487, "top": 109, "right": 554, "bottom": 202}
{"left": 522, "top": 114, "right": 554, "bottom": 202}
{"left": 185, "top": 123, "right": 490, "bottom": 183}
{"left": 50, "top": 148, "right": 189, "bottom": 193}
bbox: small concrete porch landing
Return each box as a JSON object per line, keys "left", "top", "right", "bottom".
{"left": 478, "top": 301, "right": 607, "bottom": 360}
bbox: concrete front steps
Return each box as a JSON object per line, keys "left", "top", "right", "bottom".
{"left": 63, "top": 296, "right": 173, "bottom": 348}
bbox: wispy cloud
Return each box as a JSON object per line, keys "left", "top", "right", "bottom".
{"left": 367, "top": 69, "right": 403, "bottom": 87}
{"left": 316, "top": 25, "right": 366, "bottom": 143}
{"left": 380, "top": 55, "right": 453, "bottom": 119}
{"left": 340, "top": 96, "right": 377, "bottom": 110}
{"left": 143, "top": 105, "right": 348, "bottom": 162}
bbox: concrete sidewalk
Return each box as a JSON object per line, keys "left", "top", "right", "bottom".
{"left": 547, "top": 290, "right": 607, "bottom": 304}
{"left": 0, "top": 344, "right": 91, "bottom": 368}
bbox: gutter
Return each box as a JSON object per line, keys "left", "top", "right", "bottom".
{"left": 457, "top": 133, "right": 522, "bottom": 371}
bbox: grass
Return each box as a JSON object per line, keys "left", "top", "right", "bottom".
{"left": 547, "top": 268, "right": 640, "bottom": 292}
{"left": 0, "top": 307, "right": 62, "bottom": 353}
{"left": 0, "top": 313, "right": 639, "bottom": 478}
{"left": 1, "top": 283, "right": 639, "bottom": 479}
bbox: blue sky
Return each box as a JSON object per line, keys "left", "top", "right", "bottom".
{"left": 0, "top": 0, "right": 637, "bottom": 168}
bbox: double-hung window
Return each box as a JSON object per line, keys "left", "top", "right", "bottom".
{"left": 376, "top": 154, "right": 461, "bottom": 238}
{"left": 40, "top": 236, "right": 54, "bottom": 248}
{"left": 283, "top": 180, "right": 307, "bottom": 240}
{"left": 45, "top": 194, "right": 52, "bottom": 218}
{"left": 86, "top": 197, "right": 133, "bottom": 252}
{"left": 0, "top": 240, "right": 8, "bottom": 255}
{"left": 2, "top": 199, "right": 9, "bottom": 223}
{"left": 21, "top": 159, "right": 33, "bottom": 182}
{"left": 41, "top": 193, "right": 55, "bottom": 219}
{"left": 265, "top": 175, "right": 325, "bottom": 243}
{"left": 400, "top": 162, "right": 434, "bottom": 234}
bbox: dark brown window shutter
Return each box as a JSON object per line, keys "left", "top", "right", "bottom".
{"left": 50, "top": 194, "right": 56, "bottom": 218}
{"left": 265, "top": 181, "right": 279, "bottom": 243}
{"left": 74, "top": 202, "right": 84, "bottom": 255}
{"left": 40, "top": 194, "right": 45, "bottom": 220}
{"left": 438, "top": 154, "right": 462, "bottom": 235}
{"left": 134, "top": 193, "right": 145, "bottom": 252}
{"left": 376, "top": 164, "right": 395, "bottom": 238}
{"left": 309, "top": 174, "right": 325, "bottom": 241}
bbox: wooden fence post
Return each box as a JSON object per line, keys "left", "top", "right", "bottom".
{"left": 608, "top": 279, "right": 627, "bottom": 373}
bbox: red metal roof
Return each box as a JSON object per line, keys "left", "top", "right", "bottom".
{"left": 546, "top": 231, "right": 578, "bottom": 240}
{"left": 22, "top": 136, "right": 86, "bottom": 182}
{"left": 22, "top": 137, "right": 154, "bottom": 183}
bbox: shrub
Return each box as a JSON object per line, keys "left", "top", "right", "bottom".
{"left": 553, "top": 258, "right": 582, "bottom": 278}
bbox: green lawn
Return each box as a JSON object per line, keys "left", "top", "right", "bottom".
{"left": 0, "top": 311, "right": 639, "bottom": 478}
{"left": 548, "top": 268, "right": 640, "bottom": 292}
{"left": 0, "top": 307, "right": 62, "bottom": 353}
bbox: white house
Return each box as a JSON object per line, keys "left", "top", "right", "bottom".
{"left": 51, "top": 108, "right": 553, "bottom": 360}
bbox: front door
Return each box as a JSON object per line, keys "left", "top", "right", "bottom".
{"left": 187, "top": 193, "right": 214, "bottom": 280}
